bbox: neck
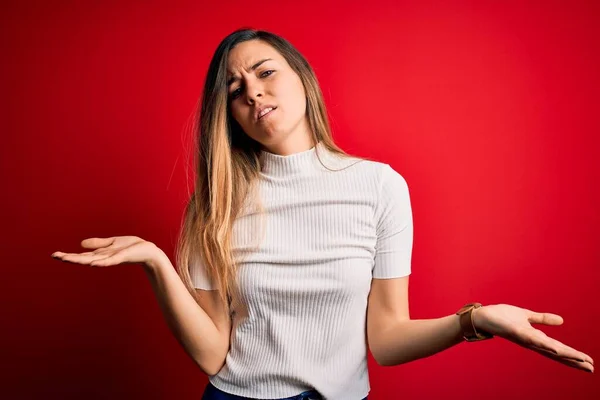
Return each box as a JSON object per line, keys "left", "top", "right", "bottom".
{"left": 260, "top": 140, "right": 325, "bottom": 177}
{"left": 260, "top": 135, "right": 316, "bottom": 157}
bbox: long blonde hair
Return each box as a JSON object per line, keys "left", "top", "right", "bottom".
{"left": 175, "top": 28, "right": 368, "bottom": 315}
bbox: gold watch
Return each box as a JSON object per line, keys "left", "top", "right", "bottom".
{"left": 456, "top": 302, "right": 494, "bottom": 342}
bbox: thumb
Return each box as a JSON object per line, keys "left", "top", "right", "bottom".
{"left": 528, "top": 311, "right": 564, "bottom": 326}
{"left": 81, "top": 237, "right": 115, "bottom": 248}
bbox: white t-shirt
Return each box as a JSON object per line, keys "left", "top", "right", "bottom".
{"left": 190, "top": 141, "right": 413, "bottom": 400}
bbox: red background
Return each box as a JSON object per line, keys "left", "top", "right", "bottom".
{"left": 2, "top": 0, "right": 598, "bottom": 399}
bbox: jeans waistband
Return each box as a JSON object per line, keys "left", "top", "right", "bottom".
{"left": 201, "top": 382, "right": 324, "bottom": 400}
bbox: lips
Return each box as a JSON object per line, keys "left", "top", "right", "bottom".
{"left": 259, "top": 108, "right": 275, "bottom": 119}
{"left": 255, "top": 105, "right": 277, "bottom": 121}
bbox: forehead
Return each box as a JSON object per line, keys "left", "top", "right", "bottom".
{"left": 227, "top": 40, "right": 283, "bottom": 73}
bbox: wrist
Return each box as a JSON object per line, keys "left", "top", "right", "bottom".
{"left": 144, "top": 246, "right": 170, "bottom": 273}
{"left": 456, "top": 302, "right": 494, "bottom": 342}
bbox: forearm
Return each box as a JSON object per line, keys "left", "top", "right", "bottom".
{"left": 142, "top": 251, "right": 226, "bottom": 375}
{"left": 373, "top": 313, "right": 470, "bottom": 366}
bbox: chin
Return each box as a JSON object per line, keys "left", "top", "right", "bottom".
{"left": 258, "top": 125, "right": 290, "bottom": 141}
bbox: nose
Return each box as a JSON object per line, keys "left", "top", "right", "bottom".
{"left": 244, "top": 81, "right": 264, "bottom": 105}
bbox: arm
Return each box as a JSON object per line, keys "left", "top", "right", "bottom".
{"left": 367, "top": 276, "right": 473, "bottom": 366}
{"left": 143, "top": 250, "right": 228, "bottom": 376}
{"left": 370, "top": 311, "right": 470, "bottom": 366}
{"left": 367, "top": 277, "right": 594, "bottom": 372}
{"left": 371, "top": 310, "right": 466, "bottom": 366}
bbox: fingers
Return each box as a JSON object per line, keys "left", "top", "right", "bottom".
{"left": 51, "top": 250, "right": 113, "bottom": 267}
{"left": 554, "top": 342, "right": 595, "bottom": 367}
{"left": 524, "top": 331, "right": 595, "bottom": 372}
{"left": 521, "top": 311, "right": 595, "bottom": 373}
{"left": 52, "top": 237, "right": 145, "bottom": 267}
{"left": 52, "top": 237, "right": 116, "bottom": 264}
{"left": 544, "top": 337, "right": 595, "bottom": 367}
{"left": 529, "top": 344, "right": 594, "bottom": 373}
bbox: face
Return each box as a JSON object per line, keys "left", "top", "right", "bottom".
{"left": 226, "top": 40, "right": 310, "bottom": 150}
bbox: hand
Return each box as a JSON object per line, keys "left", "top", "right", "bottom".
{"left": 473, "top": 304, "right": 594, "bottom": 373}
{"left": 51, "top": 236, "right": 166, "bottom": 270}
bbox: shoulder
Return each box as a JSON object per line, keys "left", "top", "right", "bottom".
{"left": 319, "top": 148, "right": 409, "bottom": 190}
{"left": 350, "top": 159, "right": 408, "bottom": 190}
{"left": 324, "top": 152, "right": 390, "bottom": 177}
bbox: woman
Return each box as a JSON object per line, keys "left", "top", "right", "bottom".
{"left": 51, "top": 28, "right": 594, "bottom": 400}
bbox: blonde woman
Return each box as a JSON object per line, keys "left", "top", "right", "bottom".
{"left": 52, "top": 28, "right": 594, "bottom": 400}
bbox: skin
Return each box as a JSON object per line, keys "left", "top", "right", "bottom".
{"left": 52, "top": 237, "right": 595, "bottom": 375}
{"left": 226, "top": 39, "right": 315, "bottom": 156}
{"left": 51, "top": 40, "right": 595, "bottom": 375}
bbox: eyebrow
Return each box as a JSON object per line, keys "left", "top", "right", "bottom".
{"left": 227, "top": 58, "right": 273, "bottom": 87}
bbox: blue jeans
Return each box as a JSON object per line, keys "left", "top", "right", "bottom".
{"left": 201, "top": 382, "right": 368, "bottom": 400}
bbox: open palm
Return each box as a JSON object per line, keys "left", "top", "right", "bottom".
{"left": 51, "top": 236, "right": 162, "bottom": 268}
{"left": 474, "top": 304, "right": 594, "bottom": 373}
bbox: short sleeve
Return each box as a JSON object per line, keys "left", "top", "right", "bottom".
{"left": 189, "top": 250, "right": 217, "bottom": 290}
{"left": 372, "top": 164, "right": 414, "bottom": 279}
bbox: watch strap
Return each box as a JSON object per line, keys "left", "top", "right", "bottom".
{"left": 456, "top": 302, "right": 494, "bottom": 342}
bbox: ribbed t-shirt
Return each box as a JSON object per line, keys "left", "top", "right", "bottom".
{"left": 190, "top": 141, "right": 414, "bottom": 400}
